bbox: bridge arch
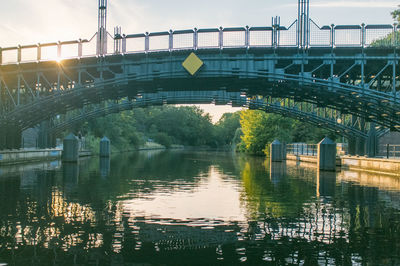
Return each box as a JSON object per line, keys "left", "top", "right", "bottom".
{"left": 47, "top": 91, "right": 367, "bottom": 141}
{"left": 0, "top": 47, "right": 398, "bottom": 149}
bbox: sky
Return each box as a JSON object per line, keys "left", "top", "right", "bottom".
{"left": 0, "top": 0, "right": 398, "bottom": 121}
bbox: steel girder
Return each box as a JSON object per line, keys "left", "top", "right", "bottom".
{"left": 47, "top": 91, "right": 367, "bottom": 139}
{"left": 0, "top": 48, "right": 399, "bottom": 135}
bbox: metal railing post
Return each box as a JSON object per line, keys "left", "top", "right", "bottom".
{"left": 361, "top": 23, "right": 365, "bottom": 48}
{"left": 37, "top": 44, "right": 41, "bottom": 61}
{"left": 272, "top": 17, "right": 275, "bottom": 48}
{"left": 122, "top": 35, "right": 126, "bottom": 54}
{"left": 219, "top": 27, "right": 223, "bottom": 50}
{"left": 393, "top": 23, "right": 398, "bottom": 47}
{"left": 193, "top": 28, "right": 198, "bottom": 50}
{"left": 78, "top": 39, "right": 83, "bottom": 58}
{"left": 330, "top": 24, "right": 335, "bottom": 48}
{"left": 245, "top": 25, "right": 250, "bottom": 49}
{"left": 57, "top": 41, "right": 61, "bottom": 59}
{"left": 17, "top": 45, "right": 21, "bottom": 63}
{"left": 387, "top": 144, "right": 390, "bottom": 159}
{"left": 145, "top": 32, "right": 150, "bottom": 53}
{"left": 169, "top": 30, "right": 173, "bottom": 52}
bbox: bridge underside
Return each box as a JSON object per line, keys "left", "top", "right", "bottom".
{"left": 0, "top": 48, "right": 399, "bottom": 151}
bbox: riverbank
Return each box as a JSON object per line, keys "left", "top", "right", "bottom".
{"left": 286, "top": 153, "right": 400, "bottom": 176}
{"left": 0, "top": 142, "right": 184, "bottom": 166}
{"left": 0, "top": 149, "right": 62, "bottom": 165}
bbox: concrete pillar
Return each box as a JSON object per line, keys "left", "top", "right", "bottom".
{"left": 100, "top": 136, "right": 111, "bottom": 157}
{"left": 0, "top": 124, "right": 6, "bottom": 150}
{"left": 366, "top": 125, "right": 377, "bottom": 157}
{"left": 317, "top": 137, "right": 337, "bottom": 171}
{"left": 270, "top": 162, "right": 286, "bottom": 184}
{"left": 348, "top": 137, "right": 356, "bottom": 156}
{"left": 270, "top": 140, "right": 283, "bottom": 162}
{"left": 62, "top": 133, "right": 79, "bottom": 162}
{"left": 2, "top": 123, "right": 22, "bottom": 150}
{"left": 316, "top": 170, "right": 336, "bottom": 197}
{"left": 356, "top": 137, "right": 366, "bottom": 156}
{"left": 38, "top": 121, "right": 55, "bottom": 148}
{"left": 100, "top": 157, "right": 111, "bottom": 178}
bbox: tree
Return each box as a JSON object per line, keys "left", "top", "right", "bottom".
{"left": 214, "top": 112, "right": 241, "bottom": 146}
{"left": 392, "top": 6, "right": 400, "bottom": 23}
{"left": 240, "top": 110, "right": 293, "bottom": 155}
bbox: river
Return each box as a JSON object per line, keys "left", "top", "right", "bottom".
{"left": 0, "top": 150, "right": 399, "bottom": 265}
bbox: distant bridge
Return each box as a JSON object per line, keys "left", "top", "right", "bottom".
{"left": 0, "top": 0, "right": 398, "bottom": 156}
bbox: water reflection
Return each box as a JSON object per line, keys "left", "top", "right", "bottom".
{"left": 99, "top": 157, "right": 111, "bottom": 178}
{"left": 0, "top": 151, "right": 399, "bottom": 265}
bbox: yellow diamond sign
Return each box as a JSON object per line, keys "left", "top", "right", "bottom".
{"left": 182, "top": 52, "right": 203, "bottom": 76}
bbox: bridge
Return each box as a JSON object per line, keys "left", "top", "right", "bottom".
{"left": 0, "top": 0, "right": 399, "bottom": 156}
{"left": 48, "top": 91, "right": 369, "bottom": 138}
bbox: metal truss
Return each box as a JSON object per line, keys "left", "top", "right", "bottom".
{"left": 0, "top": 49, "right": 398, "bottom": 131}
{"left": 47, "top": 91, "right": 368, "bottom": 139}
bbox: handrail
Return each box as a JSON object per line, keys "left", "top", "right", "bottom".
{"left": 0, "top": 21, "right": 398, "bottom": 65}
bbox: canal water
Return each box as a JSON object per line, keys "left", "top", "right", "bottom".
{"left": 0, "top": 150, "right": 399, "bottom": 265}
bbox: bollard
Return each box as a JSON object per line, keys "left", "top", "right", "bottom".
{"left": 62, "top": 133, "right": 79, "bottom": 162}
{"left": 100, "top": 136, "right": 111, "bottom": 157}
{"left": 270, "top": 140, "right": 283, "bottom": 162}
{"left": 317, "top": 137, "right": 337, "bottom": 171}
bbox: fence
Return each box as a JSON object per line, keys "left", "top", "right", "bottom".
{"left": 378, "top": 144, "right": 400, "bottom": 159}
{"left": 287, "top": 143, "right": 318, "bottom": 156}
{"left": 0, "top": 21, "right": 398, "bottom": 65}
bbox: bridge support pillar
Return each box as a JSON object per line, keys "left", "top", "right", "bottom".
{"left": 270, "top": 140, "right": 285, "bottom": 162}
{"left": 0, "top": 123, "right": 22, "bottom": 150}
{"left": 356, "top": 137, "right": 366, "bottom": 156}
{"left": 62, "top": 133, "right": 79, "bottom": 162}
{"left": 100, "top": 136, "right": 111, "bottom": 157}
{"left": 348, "top": 137, "right": 367, "bottom": 156}
{"left": 0, "top": 124, "right": 6, "bottom": 150}
{"left": 317, "top": 137, "right": 337, "bottom": 171}
{"left": 348, "top": 137, "right": 356, "bottom": 156}
{"left": 366, "top": 125, "right": 377, "bottom": 157}
{"left": 38, "top": 121, "right": 56, "bottom": 149}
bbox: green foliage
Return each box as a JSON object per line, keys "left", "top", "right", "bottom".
{"left": 239, "top": 110, "right": 338, "bottom": 155}
{"left": 370, "top": 6, "right": 400, "bottom": 47}
{"left": 72, "top": 105, "right": 216, "bottom": 152}
{"left": 240, "top": 110, "right": 293, "bottom": 155}
{"left": 153, "top": 132, "right": 172, "bottom": 148}
{"left": 392, "top": 6, "right": 400, "bottom": 23}
{"left": 214, "top": 112, "right": 242, "bottom": 146}
{"left": 66, "top": 103, "right": 339, "bottom": 156}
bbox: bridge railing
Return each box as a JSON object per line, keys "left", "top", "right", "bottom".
{"left": 378, "top": 144, "right": 400, "bottom": 159}
{"left": 287, "top": 143, "right": 318, "bottom": 156}
{"left": 0, "top": 22, "right": 398, "bottom": 65}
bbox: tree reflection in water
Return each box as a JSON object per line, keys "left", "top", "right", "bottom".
{"left": 0, "top": 150, "right": 399, "bottom": 265}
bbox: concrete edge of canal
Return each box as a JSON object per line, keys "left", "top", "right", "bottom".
{"left": 0, "top": 149, "right": 92, "bottom": 166}
{"left": 286, "top": 154, "right": 400, "bottom": 176}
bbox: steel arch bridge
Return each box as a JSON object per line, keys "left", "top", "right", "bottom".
{"left": 47, "top": 91, "right": 368, "bottom": 140}
{"left": 0, "top": 1, "right": 399, "bottom": 153}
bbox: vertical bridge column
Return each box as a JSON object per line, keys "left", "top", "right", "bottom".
{"left": 318, "top": 137, "right": 337, "bottom": 171}
{"left": 100, "top": 136, "right": 111, "bottom": 157}
{"left": 62, "top": 133, "right": 79, "bottom": 162}
{"left": 270, "top": 140, "right": 286, "bottom": 162}
{"left": 0, "top": 123, "right": 22, "bottom": 150}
